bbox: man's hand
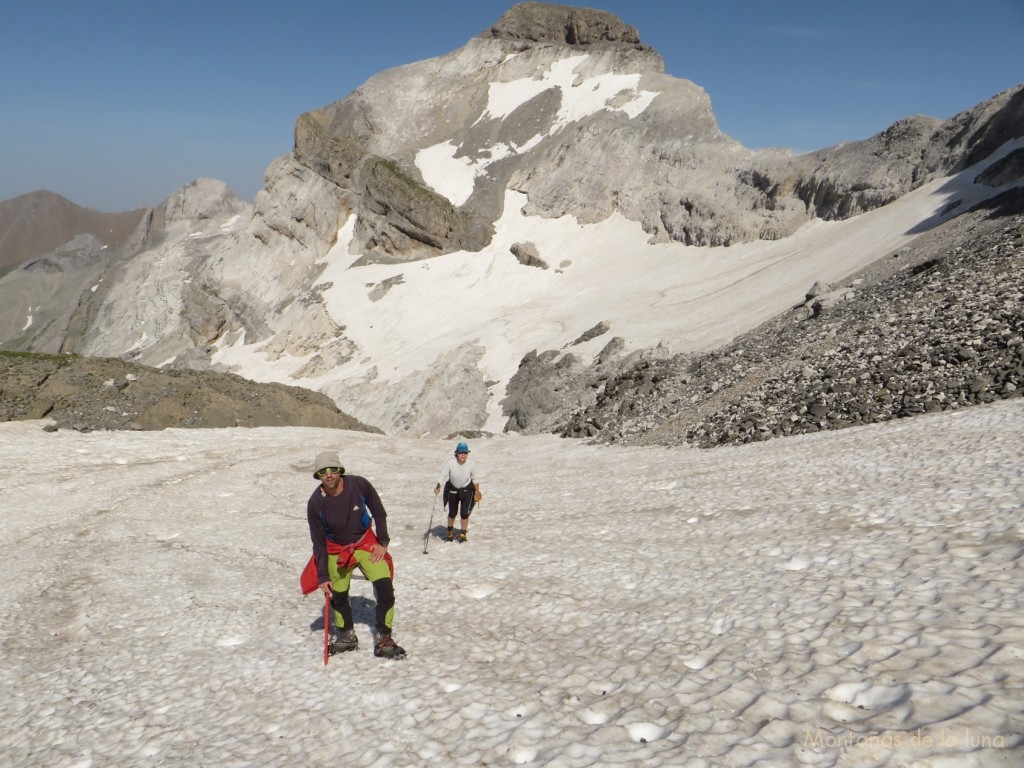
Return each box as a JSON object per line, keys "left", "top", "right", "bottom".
{"left": 319, "top": 582, "right": 333, "bottom": 597}
{"left": 370, "top": 543, "right": 388, "bottom": 563}
{"left": 434, "top": 484, "right": 441, "bottom": 495}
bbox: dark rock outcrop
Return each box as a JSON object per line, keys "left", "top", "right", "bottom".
{"left": 510, "top": 241, "right": 548, "bottom": 269}
{"left": 0, "top": 353, "right": 380, "bottom": 433}
{"left": 293, "top": 114, "right": 493, "bottom": 264}
{"left": 484, "top": 2, "right": 649, "bottom": 50}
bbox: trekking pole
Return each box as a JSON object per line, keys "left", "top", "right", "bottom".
{"left": 323, "top": 592, "right": 330, "bottom": 666}
{"left": 423, "top": 495, "right": 437, "bottom": 554}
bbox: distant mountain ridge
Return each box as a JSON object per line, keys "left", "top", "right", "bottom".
{"left": 0, "top": 2, "right": 1021, "bottom": 441}
{"left": 0, "top": 190, "right": 146, "bottom": 273}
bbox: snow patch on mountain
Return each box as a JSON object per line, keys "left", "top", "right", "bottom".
{"left": 416, "top": 53, "right": 659, "bottom": 207}
{"left": 477, "top": 53, "right": 658, "bottom": 125}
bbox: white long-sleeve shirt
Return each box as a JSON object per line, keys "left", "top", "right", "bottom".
{"left": 437, "top": 456, "right": 478, "bottom": 490}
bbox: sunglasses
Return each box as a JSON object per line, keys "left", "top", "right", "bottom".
{"left": 316, "top": 467, "right": 343, "bottom": 477}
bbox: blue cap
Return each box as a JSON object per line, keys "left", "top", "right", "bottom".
{"left": 455, "top": 442, "right": 470, "bottom": 454}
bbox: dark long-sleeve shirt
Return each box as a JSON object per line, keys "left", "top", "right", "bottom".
{"left": 306, "top": 475, "right": 390, "bottom": 583}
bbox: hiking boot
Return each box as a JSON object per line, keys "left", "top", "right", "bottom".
{"left": 458, "top": 530, "right": 468, "bottom": 543}
{"left": 374, "top": 634, "right": 407, "bottom": 659}
{"left": 329, "top": 628, "right": 358, "bottom": 655}
{"left": 446, "top": 528, "right": 454, "bottom": 541}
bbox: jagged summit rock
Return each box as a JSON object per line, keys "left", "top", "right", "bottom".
{"left": 136, "top": 178, "right": 249, "bottom": 250}
{"left": 159, "top": 178, "right": 246, "bottom": 226}
{"left": 483, "top": 2, "right": 649, "bottom": 50}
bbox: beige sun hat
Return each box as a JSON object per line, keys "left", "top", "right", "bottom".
{"left": 312, "top": 450, "right": 345, "bottom": 478}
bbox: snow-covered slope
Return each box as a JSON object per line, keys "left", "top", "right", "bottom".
{"left": 2, "top": 400, "right": 1021, "bottom": 766}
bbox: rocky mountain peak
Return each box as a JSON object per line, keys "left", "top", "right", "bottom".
{"left": 135, "top": 177, "right": 251, "bottom": 252}
{"left": 483, "top": 2, "right": 648, "bottom": 50}
{"left": 157, "top": 178, "right": 247, "bottom": 226}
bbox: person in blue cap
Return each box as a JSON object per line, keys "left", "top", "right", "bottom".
{"left": 433, "top": 441, "right": 482, "bottom": 542}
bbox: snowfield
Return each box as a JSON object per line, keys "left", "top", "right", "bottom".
{"left": 1, "top": 399, "right": 1022, "bottom": 767}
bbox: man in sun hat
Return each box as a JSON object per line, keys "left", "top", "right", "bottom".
{"left": 307, "top": 449, "right": 405, "bottom": 659}
{"left": 433, "top": 440, "right": 482, "bottom": 542}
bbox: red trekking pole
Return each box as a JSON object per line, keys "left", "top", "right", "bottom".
{"left": 323, "top": 592, "right": 330, "bottom": 666}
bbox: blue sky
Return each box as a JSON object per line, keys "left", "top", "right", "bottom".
{"left": 2, "top": 0, "right": 1021, "bottom": 212}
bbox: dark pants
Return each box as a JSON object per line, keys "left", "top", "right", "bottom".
{"left": 444, "top": 481, "right": 475, "bottom": 520}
